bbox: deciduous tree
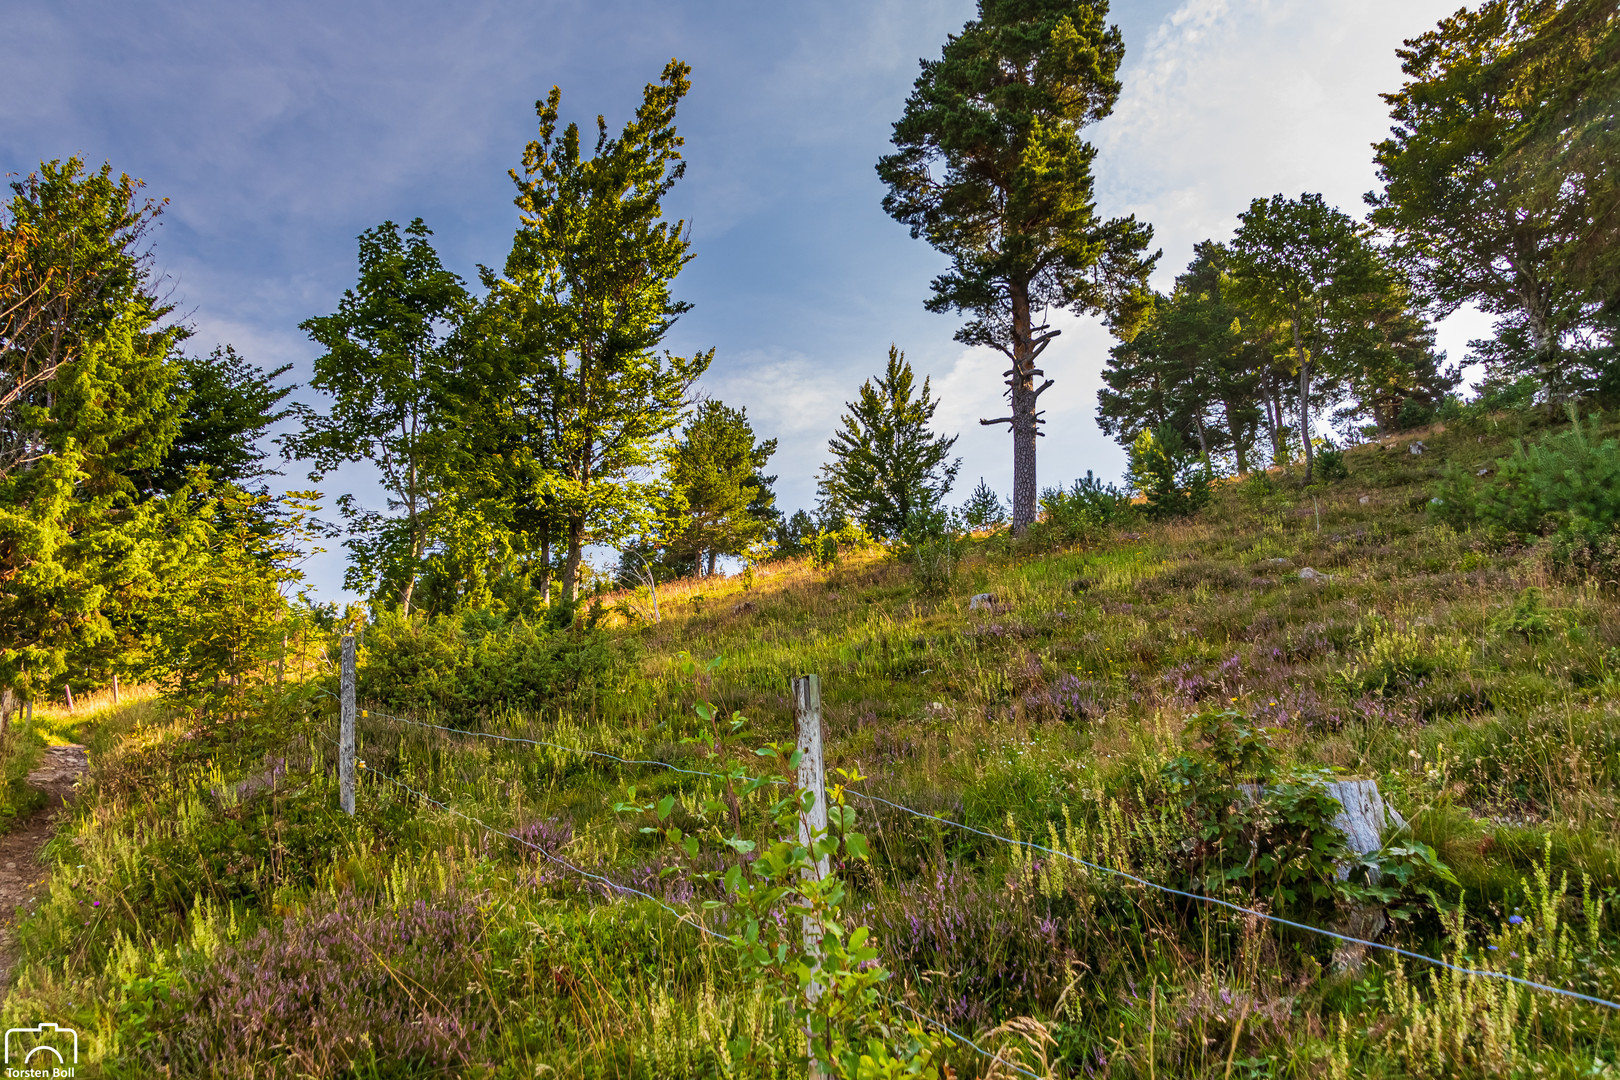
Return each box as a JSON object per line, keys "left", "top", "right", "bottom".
{"left": 490, "top": 59, "right": 709, "bottom": 603}
{"left": 285, "top": 219, "right": 467, "bottom": 613}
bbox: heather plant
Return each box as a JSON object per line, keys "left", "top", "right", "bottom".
{"left": 139, "top": 891, "right": 487, "bottom": 1078}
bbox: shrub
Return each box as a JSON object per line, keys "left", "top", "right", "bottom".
{"left": 1126, "top": 424, "right": 1211, "bottom": 520}
{"left": 357, "top": 608, "right": 622, "bottom": 716}
{"left": 1432, "top": 411, "right": 1620, "bottom": 542}
{"left": 900, "top": 507, "right": 960, "bottom": 595}
{"left": 1314, "top": 442, "right": 1349, "bottom": 482}
{"left": 1160, "top": 709, "right": 1350, "bottom": 909}
{"left": 1028, "top": 470, "right": 1135, "bottom": 548}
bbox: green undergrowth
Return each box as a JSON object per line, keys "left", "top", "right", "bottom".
{"left": 8, "top": 416, "right": 1620, "bottom": 1077}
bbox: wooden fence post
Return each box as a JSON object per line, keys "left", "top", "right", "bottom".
{"left": 112, "top": 673, "right": 120, "bottom": 705}
{"left": 792, "top": 673, "right": 828, "bottom": 1079}
{"left": 340, "top": 635, "right": 356, "bottom": 816}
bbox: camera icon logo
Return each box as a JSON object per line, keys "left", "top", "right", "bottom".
{"left": 4, "top": 1022, "right": 79, "bottom": 1067}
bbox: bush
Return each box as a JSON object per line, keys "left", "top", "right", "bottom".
{"left": 1314, "top": 442, "right": 1349, "bottom": 482}
{"left": 899, "top": 508, "right": 960, "bottom": 595}
{"left": 1431, "top": 411, "right": 1620, "bottom": 543}
{"left": 1126, "top": 424, "right": 1211, "bottom": 520}
{"left": 1027, "top": 471, "right": 1134, "bottom": 548}
{"left": 357, "top": 608, "right": 622, "bottom": 716}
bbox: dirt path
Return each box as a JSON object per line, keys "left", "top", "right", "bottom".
{"left": 0, "top": 745, "right": 88, "bottom": 987}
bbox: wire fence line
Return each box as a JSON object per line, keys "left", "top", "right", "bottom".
{"left": 316, "top": 690, "right": 1620, "bottom": 1015}
{"left": 344, "top": 743, "right": 1039, "bottom": 1079}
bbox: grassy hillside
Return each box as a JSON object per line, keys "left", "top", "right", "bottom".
{"left": 5, "top": 415, "right": 1620, "bottom": 1078}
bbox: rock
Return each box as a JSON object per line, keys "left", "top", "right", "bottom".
{"left": 1409, "top": 441, "right": 1425, "bottom": 456}
{"left": 1297, "top": 567, "right": 1332, "bottom": 582}
{"left": 731, "top": 601, "right": 756, "bottom": 615}
{"left": 1477, "top": 467, "right": 1490, "bottom": 476}
{"left": 1358, "top": 495, "right": 1370, "bottom": 505}
{"left": 1267, "top": 557, "right": 1291, "bottom": 564}
{"left": 969, "top": 593, "right": 997, "bottom": 611}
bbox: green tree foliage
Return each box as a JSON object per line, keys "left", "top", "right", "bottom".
{"left": 485, "top": 59, "right": 710, "bottom": 603}
{"left": 960, "top": 476, "right": 1006, "bottom": 530}
{"left": 1369, "top": 0, "right": 1618, "bottom": 405}
{"left": 1100, "top": 242, "right": 1268, "bottom": 473}
{"left": 663, "top": 399, "right": 778, "bottom": 577}
{"left": 769, "top": 509, "right": 818, "bottom": 559}
{"left": 149, "top": 346, "right": 293, "bottom": 493}
{"left": 0, "top": 160, "right": 191, "bottom": 701}
{"left": 1331, "top": 272, "right": 1459, "bottom": 435}
{"left": 148, "top": 487, "right": 324, "bottom": 719}
{"left": 817, "top": 347, "right": 960, "bottom": 541}
{"left": 285, "top": 219, "right": 468, "bottom": 614}
{"left": 1229, "top": 193, "right": 1380, "bottom": 481}
{"left": 1126, "top": 422, "right": 1211, "bottom": 520}
{"left": 877, "top": 0, "right": 1157, "bottom": 535}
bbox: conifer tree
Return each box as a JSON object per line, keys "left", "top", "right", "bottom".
{"left": 664, "top": 400, "right": 778, "bottom": 576}
{"left": 961, "top": 477, "right": 1006, "bottom": 529}
{"left": 877, "top": 0, "right": 1157, "bottom": 535}
{"left": 0, "top": 159, "right": 189, "bottom": 703}
{"left": 817, "top": 346, "right": 960, "bottom": 540}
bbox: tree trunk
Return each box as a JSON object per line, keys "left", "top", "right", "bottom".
{"left": 400, "top": 575, "right": 416, "bottom": 615}
{"left": 706, "top": 549, "right": 718, "bottom": 577}
{"left": 1009, "top": 288, "right": 1039, "bottom": 536}
{"left": 561, "top": 516, "right": 584, "bottom": 604}
{"left": 1223, "top": 399, "right": 1249, "bottom": 474}
{"left": 1293, "top": 317, "right": 1313, "bottom": 482}
{"left": 1193, "top": 412, "right": 1210, "bottom": 464}
{"left": 539, "top": 521, "right": 552, "bottom": 604}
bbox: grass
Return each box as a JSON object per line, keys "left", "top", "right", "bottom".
{"left": 5, "top": 416, "right": 1620, "bottom": 1077}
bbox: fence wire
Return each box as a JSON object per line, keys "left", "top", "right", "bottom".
{"left": 347, "top": 747, "right": 1038, "bottom": 1079}
{"left": 320, "top": 693, "right": 1620, "bottom": 1015}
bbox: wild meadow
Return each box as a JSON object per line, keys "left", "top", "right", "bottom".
{"left": 1, "top": 413, "right": 1617, "bottom": 1078}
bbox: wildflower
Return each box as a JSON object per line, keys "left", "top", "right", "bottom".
{"left": 1508, "top": 915, "right": 1523, "bottom": 925}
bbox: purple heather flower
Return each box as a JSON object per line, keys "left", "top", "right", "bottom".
{"left": 1508, "top": 915, "right": 1524, "bottom": 925}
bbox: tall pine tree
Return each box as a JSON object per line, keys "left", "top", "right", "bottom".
{"left": 877, "top": 0, "right": 1156, "bottom": 534}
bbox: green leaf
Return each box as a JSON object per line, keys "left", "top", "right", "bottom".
{"left": 656, "top": 795, "right": 676, "bottom": 820}
{"left": 845, "top": 833, "right": 870, "bottom": 861}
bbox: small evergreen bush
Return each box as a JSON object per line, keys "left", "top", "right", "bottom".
{"left": 1431, "top": 411, "right": 1620, "bottom": 550}
{"left": 1126, "top": 423, "right": 1211, "bottom": 520}
{"left": 1027, "top": 471, "right": 1135, "bottom": 549}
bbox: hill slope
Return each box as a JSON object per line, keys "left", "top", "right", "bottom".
{"left": 5, "top": 416, "right": 1620, "bottom": 1078}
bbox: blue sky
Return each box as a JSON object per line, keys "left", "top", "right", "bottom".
{"left": 3, "top": 0, "right": 1489, "bottom": 601}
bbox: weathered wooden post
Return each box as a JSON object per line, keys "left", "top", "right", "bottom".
{"left": 340, "top": 635, "right": 356, "bottom": 816}
{"left": 792, "top": 673, "right": 828, "bottom": 1080}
